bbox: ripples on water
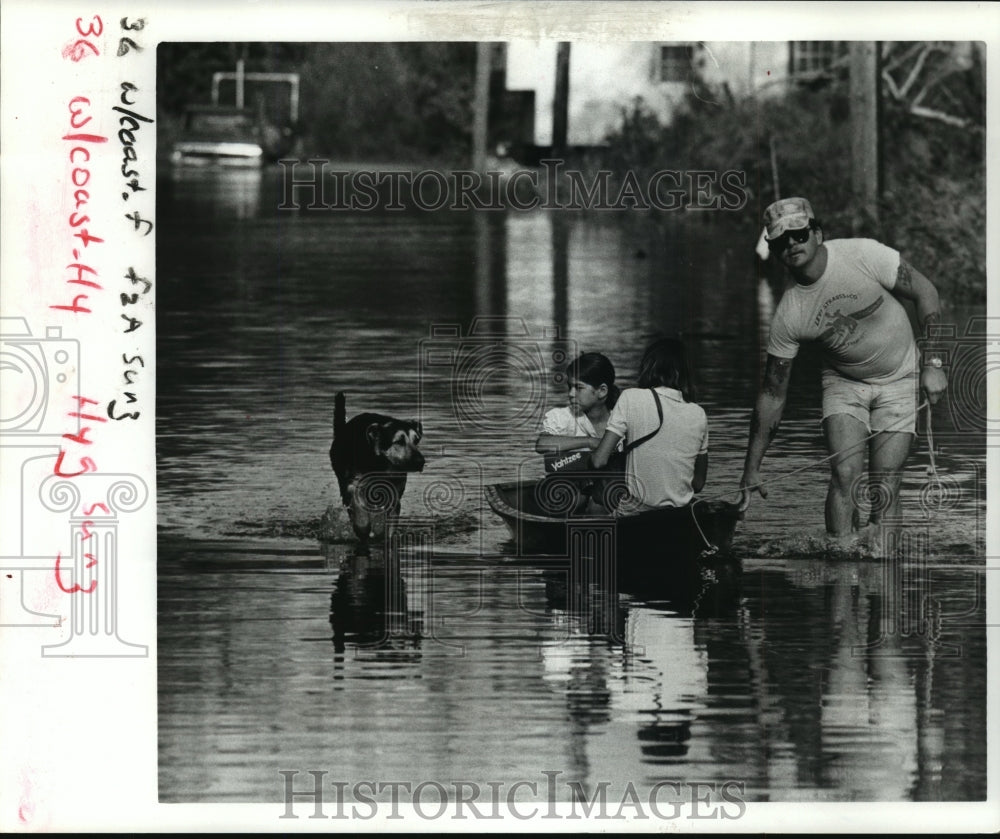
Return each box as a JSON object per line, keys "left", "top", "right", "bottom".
{"left": 157, "top": 168, "right": 987, "bottom": 805}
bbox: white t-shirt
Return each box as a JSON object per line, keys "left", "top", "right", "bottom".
{"left": 540, "top": 406, "right": 598, "bottom": 441}
{"left": 605, "top": 387, "right": 708, "bottom": 511}
{"left": 539, "top": 406, "right": 624, "bottom": 456}
{"left": 767, "top": 238, "right": 917, "bottom": 384}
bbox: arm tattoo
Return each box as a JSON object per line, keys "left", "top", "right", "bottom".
{"left": 895, "top": 260, "right": 914, "bottom": 295}
{"left": 762, "top": 356, "right": 792, "bottom": 398}
{"left": 898, "top": 258, "right": 942, "bottom": 334}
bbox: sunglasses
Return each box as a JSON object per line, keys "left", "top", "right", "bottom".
{"left": 769, "top": 227, "right": 812, "bottom": 253}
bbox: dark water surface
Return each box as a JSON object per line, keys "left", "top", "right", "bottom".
{"left": 157, "top": 166, "right": 986, "bottom": 804}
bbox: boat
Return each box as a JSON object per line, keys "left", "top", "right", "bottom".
{"left": 170, "top": 105, "right": 266, "bottom": 168}
{"left": 485, "top": 479, "right": 742, "bottom": 561}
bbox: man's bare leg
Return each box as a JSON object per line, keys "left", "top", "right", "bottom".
{"left": 868, "top": 431, "right": 914, "bottom": 525}
{"left": 823, "top": 414, "right": 869, "bottom": 537}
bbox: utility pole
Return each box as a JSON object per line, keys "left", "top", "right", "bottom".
{"left": 236, "top": 57, "right": 245, "bottom": 109}
{"left": 473, "top": 42, "right": 492, "bottom": 172}
{"left": 849, "top": 42, "right": 881, "bottom": 234}
{"left": 552, "top": 42, "right": 571, "bottom": 158}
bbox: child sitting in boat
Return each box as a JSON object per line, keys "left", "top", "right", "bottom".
{"left": 535, "top": 352, "right": 623, "bottom": 513}
{"left": 535, "top": 351, "right": 620, "bottom": 458}
{"left": 591, "top": 337, "right": 708, "bottom": 514}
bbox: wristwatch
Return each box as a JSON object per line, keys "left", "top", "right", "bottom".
{"left": 924, "top": 356, "right": 943, "bottom": 369}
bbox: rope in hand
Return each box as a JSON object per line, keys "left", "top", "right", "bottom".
{"left": 923, "top": 399, "right": 942, "bottom": 503}
{"left": 689, "top": 397, "right": 936, "bottom": 554}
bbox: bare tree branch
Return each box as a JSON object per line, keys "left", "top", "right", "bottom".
{"left": 909, "top": 104, "right": 969, "bottom": 128}
{"left": 882, "top": 42, "right": 925, "bottom": 75}
{"left": 882, "top": 69, "right": 902, "bottom": 100}
{"left": 898, "top": 44, "right": 934, "bottom": 98}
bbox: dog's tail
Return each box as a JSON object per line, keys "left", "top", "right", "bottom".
{"left": 334, "top": 391, "right": 346, "bottom": 438}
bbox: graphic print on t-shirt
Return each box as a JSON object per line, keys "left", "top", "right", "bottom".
{"left": 817, "top": 296, "right": 884, "bottom": 351}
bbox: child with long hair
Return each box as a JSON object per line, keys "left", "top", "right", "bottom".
{"left": 591, "top": 337, "right": 708, "bottom": 512}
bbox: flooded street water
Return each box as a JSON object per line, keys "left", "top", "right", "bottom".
{"left": 157, "top": 166, "right": 987, "bottom": 805}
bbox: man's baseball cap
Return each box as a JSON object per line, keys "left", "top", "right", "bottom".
{"left": 764, "top": 197, "right": 815, "bottom": 238}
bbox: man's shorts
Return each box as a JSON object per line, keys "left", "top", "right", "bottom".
{"left": 821, "top": 369, "right": 918, "bottom": 434}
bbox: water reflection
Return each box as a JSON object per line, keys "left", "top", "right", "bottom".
{"left": 314, "top": 531, "right": 980, "bottom": 803}
{"left": 551, "top": 211, "right": 569, "bottom": 330}
{"left": 328, "top": 544, "right": 423, "bottom": 657}
{"left": 715, "top": 558, "right": 983, "bottom": 800}
{"left": 541, "top": 552, "right": 743, "bottom": 625}
{"left": 159, "top": 534, "right": 985, "bottom": 802}
{"left": 473, "top": 210, "right": 508, "bottom": 317}
{"left": 168, "top": 164, "right": 263, "bottom": 218}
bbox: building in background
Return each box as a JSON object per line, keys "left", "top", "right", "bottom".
{"left": 503, "top": 41, "right": 847, "bottom": 152}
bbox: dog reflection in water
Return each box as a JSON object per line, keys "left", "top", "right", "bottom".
{"left": 328, "top": 547, "right": 423, "bottom": 656}
{"left": 329, "top": 391, "right": 424, "bottom": 543}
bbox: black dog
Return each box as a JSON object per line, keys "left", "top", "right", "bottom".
{"left": 330, "top": 392, "right": 424, "bottom": 541}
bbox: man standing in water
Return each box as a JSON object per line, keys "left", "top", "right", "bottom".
{"left": 739, "top": 197, "right": 948, "bottom": 538}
